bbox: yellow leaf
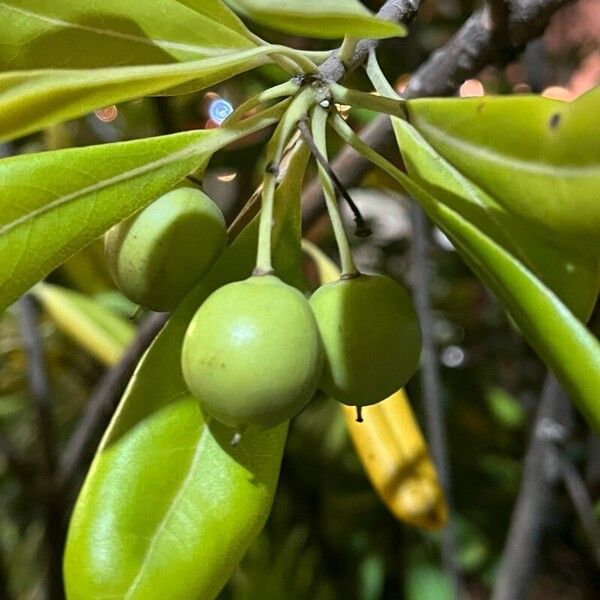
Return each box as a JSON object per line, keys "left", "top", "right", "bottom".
{"left": 33, "top": 283, "right": 135, "bottom": 366}
{"left": 302, "top": 239, "right": 447, "bottom": 530}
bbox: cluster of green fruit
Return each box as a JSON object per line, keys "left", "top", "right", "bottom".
{"left": 105, "top": 185, "right": 422, "bottom": 432}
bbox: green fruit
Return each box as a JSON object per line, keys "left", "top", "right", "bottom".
{"left": 182, "top": 275, "right": 323, "bottom": 428}
{"left": 104, "top": 187, "right": 226, "bottom": 312}
{"left": 310, "top": 274, "right": 421, "bottom": 406}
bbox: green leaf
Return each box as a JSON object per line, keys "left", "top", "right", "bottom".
{"left": 393, "top": 116, "right": 600, "bottom": 321}
{"left": 272, "top": 141, "right": 311, "bottom": 289}
{"left": 174, "top": 0, "right": 256, "bottom": 38}
{"left": 404, "top": 548, "right": 454, "bottom": 600}
{"left": 405, "top": 87, "right": 600, "bottom": 255}
{"left": 0, "top": 47, "right": 279, "bottom": 141}
{"left": 390, "top": 118, "right": 600, "bottom": 434}
{"left": 31, "top": 283, "right": 135, "bottom": 366}
{"left": 63, "top": 223, "right": 288, "bottom": 597}
{"left": 0, "top": 0, "right": 255, "bottom": 69}
{"left": 0, "top": 103, "right": 284, "bottom": 312}
{"left": 224, "top": 0, "right": 406, "bottom": 39}
{"left": 486, "top": 387, "right": 526, "bottom": 429}
{"left": 64, "top": 144, "right": 308, "bottom": 599}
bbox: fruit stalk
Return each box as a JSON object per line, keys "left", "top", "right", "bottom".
{"left": 309, "top": 106, "right": 358, "bottom": 278}
{"left": 255, "top": 88, "right": 313, "bottom": 274}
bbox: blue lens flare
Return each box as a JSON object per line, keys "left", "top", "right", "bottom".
{"left": 208, "top": 98, "right": 234, "bottom": 124}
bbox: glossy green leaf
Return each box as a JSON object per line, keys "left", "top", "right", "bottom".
{"left": 393, "top": 116, "right": 600, "bottom": 321}
{"left": 405, "top": 87, "right": 600, "bottom": 254}
{"left": 32, "top": 283, "right": 135, "bottom": 366}
{"left": 224, "top": 0, "right": 406, "bottom": 39}
{"left": 0, "top": 103, "right": 284, "bottom": 312}
{"left": 272, "top": 141, "right": 311, "bottom": 289}
{"left": 174, "top": 0, "right": 256, "bottom": 38}
{"left": 0, "top": 0, "right": 254, "bottom": 69}
{"left": 390, "top": 118, "right": 600, "bottom": 434}
{"left": 64, "top": 141, "right": 309, "bottom": 599}
{"left": 0, "top": 47, "right": 279, "bottom": 141}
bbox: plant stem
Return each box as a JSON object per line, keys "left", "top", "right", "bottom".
{"left": 297, "top": 118, "right": 370, "bottom": 238}
{"left": 58, "top": 312, "right": 169, "bottom": 496}
{"left": 247, "top": 34, "right": 319, "bottom": 75}
{"left": 329, "top": 109, "right": 465, "bottom": 596}
{"left": 329, "top": 82, "right": 406, "bottom": 118}
{"left": 255, "top": 88, "right": 314, "bottom": 273}
{"left": 299, "top": 50, "right": 332, "bottom": 64}
{"left": 328, "top": 111, "right": 402, "bottom": 179}
{"left": 339, "top": 37, "right": 359, "bottom": 66}
{"left": 19, "top": 295, "right": 65, "bottom": 600}
{"left": 224, "top": 80, "right": 300, "bottom": 125}
{"left": 558, "top": 452, "right": 600, "bottom": 567}
{"left": 410, "top": 205, "right": 464, "bottom": 599}
{"left": 492, "top": 374, "right": 571, "bottom": 600}
{"left": 365, "top": 50, "right": 398, "bottom": 98}
{"left": 309, "top": 107, "right": 358, "bottom": 277}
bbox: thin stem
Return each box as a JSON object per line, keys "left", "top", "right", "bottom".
{"left": 365, "top": 50, "right": 399, "bottom": 98}
{"left": 329, "top": 82, "right": 406, "bottom": 119}
{"left": 19, "top": 295, "right": 65, "bottom": 600}
{"left": 411, "top": 204, "right": 464, "bottom": 599}
{"left": 58, "top": 312, "right": 169, "bottom": 496}
{"left": 492, "top": 374, "right": 571, "bottom": 600}
{"left": 558, "top": 453, "right": 600, "bottom": 567}
{"left": 299, "top": 50, "right": 332, "bottom": 64}
{"left": 309, "top": 107, "right": 358, "bottom": 277}
{"left": 228, "top": 132, "right": 302, "bottom": 240}
{"left": 255, "top": 88, "right": 314, "bottom": 273}
{"left": 247, "top": 34, "right": 319, "bottom": 75}
{"left": 224, "top": 80, "right": 300, "bottom": 125}
{"left": 297, "top": 117, "right": 370, "bottom": 238}
{"left": 339, "top": 37, "right": 359, "bottom": 66}
{"left": 329, "top": 111, "right": 404, "bottom": 180}
{"left": 330, "top": 111, "right": 464, "bottom": 594}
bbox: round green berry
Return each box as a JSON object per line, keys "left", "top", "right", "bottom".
{"left": 104, "top": 187, "right": 226, "bottom": 311}
{"left": 182, "top": 275, "right": 323, "bottom": 428}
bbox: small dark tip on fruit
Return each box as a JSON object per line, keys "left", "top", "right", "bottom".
{"left": 355, "top": 406, "right": 364, "bottom": 423}
{"left": 231, "top": 431, "right": 242, "bottom": 446}
{"left": 355, "top": 224, "right": 372, "bottom": 238}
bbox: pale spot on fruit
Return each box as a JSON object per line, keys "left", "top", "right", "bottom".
{"left": 230, "top": 321, "right": 258, "bottom": 346}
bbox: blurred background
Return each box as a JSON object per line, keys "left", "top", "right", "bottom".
{"left": 1, "top": 0, "right": 599, "bottom": 598}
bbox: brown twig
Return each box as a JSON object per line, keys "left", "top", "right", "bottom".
{"left": 302, "top": 0, "right": 572, "bottom": 228}
{"left": 558, "top": 453, "right": 600, "bottom": 567}
{"left": 19, "top": 295, "right": 65, "bottom": 600}
{"left": 410, "top": 208, "right": 465, "bottom": 597}
{"left": 58, "top": 311, "right": 169, "bottom": 497}
{"left": 317, "top": 0, "right": 423, "bottom": 82}
{"left": 492, "top": 374, "right": 572, "bottom": 600}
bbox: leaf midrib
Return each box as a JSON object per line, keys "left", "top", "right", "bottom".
{"left": 123, "top": 419, "right": 212, "bottom": 599}
{"left": 0, "top": 2, "right": 246, "bottom": 59}
{"left": 414, "top": 116, "right": 600, "bottom": 177}
{"left": 0, "top": 138, "right": 203, "bottom": 237}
